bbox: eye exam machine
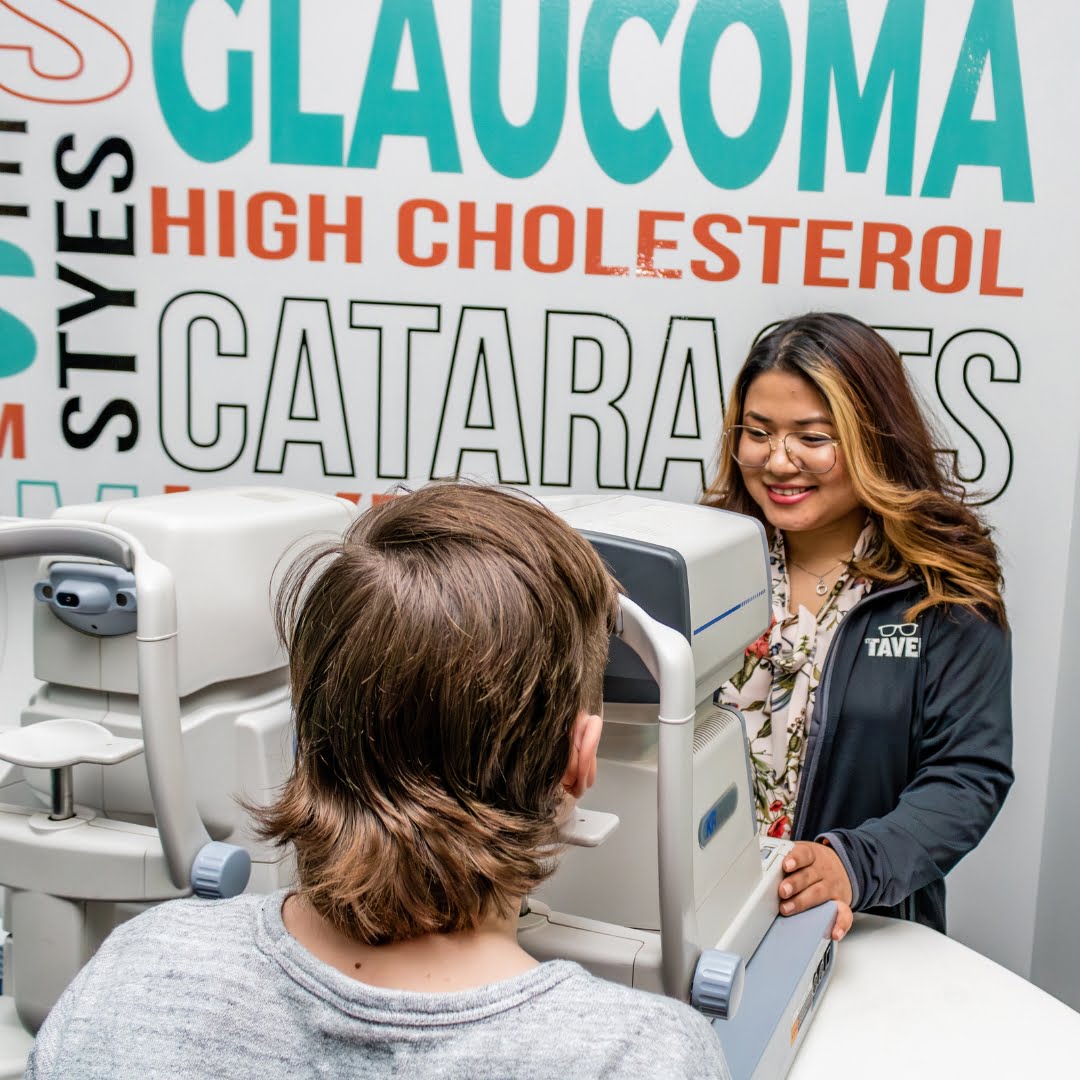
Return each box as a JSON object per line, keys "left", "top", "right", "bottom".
{"left": 522, "top": 494, "right": 836, "bottom": 1079}
{"left": 0, "top": 488, "right": 832, "bottom": 1079}
{"left": 0, "top": 488, "right": 357, "bottom": 1077}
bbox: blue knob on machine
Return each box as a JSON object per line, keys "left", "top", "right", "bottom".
{"left": 691, "top": 948, "right": 746, "bottom": 1019}
{"left": 190, "top": 841, "right": 251, "bottom": 899}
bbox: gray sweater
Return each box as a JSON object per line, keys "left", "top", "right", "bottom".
{"left": 26, "top": 892, "right": 731, "bottom": 1079}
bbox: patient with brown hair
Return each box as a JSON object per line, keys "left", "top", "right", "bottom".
{"left": 28, "top": 483, "right": 730, "bottom": 1080}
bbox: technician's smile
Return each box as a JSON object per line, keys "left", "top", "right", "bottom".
{"left": 764, "top": 484, "right": 817, "bottom": 504}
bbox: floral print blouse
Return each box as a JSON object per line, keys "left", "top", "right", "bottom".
{"left": 716, "top": 525, "right": 875, "bottom": 839}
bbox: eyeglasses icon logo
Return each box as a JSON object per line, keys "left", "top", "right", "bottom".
{"left": 865, "top": 622, "right": 921, "bottom": 658}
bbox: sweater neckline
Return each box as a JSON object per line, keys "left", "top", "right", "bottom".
{"left": 255, "top": 890, "right": 584, "bottom": 1025}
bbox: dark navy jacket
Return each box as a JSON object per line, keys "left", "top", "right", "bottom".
{"left": 791, "top": 582, "right": 1013, "bottom": 932}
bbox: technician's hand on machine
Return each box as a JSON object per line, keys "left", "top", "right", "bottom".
{"left": 779, "top": 841, "right": 854, "bottom": 942}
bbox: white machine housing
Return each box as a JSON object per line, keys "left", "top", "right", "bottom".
{"left": 35, "top": 488, "right": 334, "bottom": 698}
{"left": 15, "top": 488, "right": 356, "bottom": 855}
{"left": 522, "top": 495, "right": 781, "bottom": 992}
{"left": 0, "top": 488, "right": 357, "bottom": 1043}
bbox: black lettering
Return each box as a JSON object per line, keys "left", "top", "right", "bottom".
{"left": 55, "top": 202, "right": 135, "bottom": 255}
{"left": 58, "top": 332, "right": 135, "bottom": 389}
{"left": 62, "top": 396, "right": 139, "bottom": 451}
{"left": 54, "top": 134, "right": 134, "bottom": 193}
{"left": 57, "top": 265, "right": 135, "bottom": 325}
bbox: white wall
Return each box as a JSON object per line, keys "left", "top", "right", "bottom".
{"left": 1029, "top": 442, "right": 1080, "bottom": 1007}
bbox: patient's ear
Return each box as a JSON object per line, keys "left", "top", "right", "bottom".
{"left": 561, "top": 710, "right": 603, "bottom": 800}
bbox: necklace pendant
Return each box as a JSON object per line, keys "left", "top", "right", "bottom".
{"left": 815, "top": 578, "right": 828, "bottom": 596}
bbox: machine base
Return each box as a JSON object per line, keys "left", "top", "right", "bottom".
{"left": 0, "top": 998, "right": 34, "bottom": 1080}
{"left": 712, "top": 901, "right": 837, "bottom": 1079}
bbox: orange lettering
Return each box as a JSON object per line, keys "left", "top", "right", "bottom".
{"left": 218, "top": 190, "right": 236, "bottom": 258}
{"left": 151, "top": 187, "right": 206, "bottom": 256}
{"left": 690, "top": 214, "right": 741, "bottom": 282}
{"left": 247, "top": 192, "right": 298, "bottom": 260}
{"left": 523, "top": 205, "right": 575, "bottom": 273}
{"left": 979, "top": 229, "right": 1023, "bottom": 297}
{"left": 636, "top": 210, "right": 683, "bottom": 279}
{"left": 310, "top": 195, "right": 362, "bottom": 263}
{"left": 459, "top": 202, "right": 513, "bottom": 270}
{"left": 859, "top": 223, "right": 912, "bottom": 290}
{"left": 804, "top": 219, "right": 852, "bottom": 288}
{"left": 398, "top": 199, "right": 448, "bottom": 267}
{"left": 920, "top": 226, "right": 972, "bottom": 294}
{"left": 584, "top": 208, "right": 629, "bottom": 276}
{"left": 0, "top": 403, "right": 25, "bottom": 459}
{"left": 747, "top": 216, "right": 800, "bottom": 285}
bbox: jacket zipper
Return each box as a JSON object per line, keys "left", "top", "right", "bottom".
{"left": 791, "top": 581, "right": 915, "bottom": 840}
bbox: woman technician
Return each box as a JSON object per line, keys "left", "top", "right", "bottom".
{"left": 705, "top": 312, "right": 1012, "bottom": 939}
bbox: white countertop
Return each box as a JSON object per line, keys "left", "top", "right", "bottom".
{"left": 791, "top": 914, "right": 1080, "bottom": 1077}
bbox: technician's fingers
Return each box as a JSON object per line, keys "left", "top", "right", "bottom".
{"left": 782, "top": 841, "right": 817, "bottom": 874}
{"left": 832, "top": 902, "right": 854, "bottom": 941}
{"left": 779, "top": 880, "right": 828, "bottom": 916}
{"left": 778, "top": 866, "right": 822, "bottom": 902}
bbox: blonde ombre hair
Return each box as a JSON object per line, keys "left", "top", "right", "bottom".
{"left": 703, "top": 313, "right": 1006, "bottom": 626}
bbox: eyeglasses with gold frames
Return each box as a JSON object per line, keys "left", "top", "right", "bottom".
{"left": 724, "top": 425, "right": 839, "bottom": 475}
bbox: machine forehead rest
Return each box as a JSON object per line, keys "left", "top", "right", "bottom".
{"left": 545, "top": 494, "right": 771, "bottom": 709}
{"left": 581, "top": 530, "right": 691, "bottom": 705}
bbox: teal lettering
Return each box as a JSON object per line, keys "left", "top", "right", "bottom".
{"left": 800, "top": 0, "right": 923, "bottom": 196}
{"left": 270, "top": 0, "right": 343, "bottom": 165}
{"left": 96, "top": 484, "right": 139, "bottom": 501}
{"left": 16, "top": 481, "right": 61, "bottom": 517}
{"left": 921, "top": 0, "right": 1033, "bottom": 201}
{"left": 0, "top": 308, "right": 36, "bottom": 379}
{"left": 347, "top": 0, "right": 461, "bottom": 172}
{"left": 152, "top": 0, "right": 252, "bottom": 163}
{"left": 14, "top": 482, "right": 138, "bottom": 517}
{"left": 580, "top": 0, "right": 676, "bottom": 184}
{"left": 681, "top": 0, "right": 792, "bottom": 189}
{"left": 0, "top": 240, "right": 35, "bottom": 378}
{"left": 471, "top": 0, "right": 568, "bottom": 179}
{"left": 0, "top": 240, "right": 33, "bottom": 278}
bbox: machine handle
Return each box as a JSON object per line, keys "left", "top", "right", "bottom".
{"left": 0, "top": 518, "right": 217, "bottom": 892}
{"left": 0, "top": 520, "right": 134, "bottom": 569}
{"left": 617, "top": 595, "right": 699, "bottom": 1002}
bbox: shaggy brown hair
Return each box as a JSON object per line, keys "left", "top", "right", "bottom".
{"left": 252, "top": 483, "right": 619, "bottom": 944}
{"left": 703, "top": 313, "right": 1006, "bottom": 626}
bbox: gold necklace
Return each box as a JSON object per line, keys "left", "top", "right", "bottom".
{"left": 787, "top": 556, "right": 847, "bottom": 596}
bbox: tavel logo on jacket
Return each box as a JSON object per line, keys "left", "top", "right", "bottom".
{"left": 865, "top": 623, "right": 922, "bottom": 658}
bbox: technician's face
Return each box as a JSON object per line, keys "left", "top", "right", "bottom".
{"left": 737, "top": 371, "right": 864, "bottom": 537}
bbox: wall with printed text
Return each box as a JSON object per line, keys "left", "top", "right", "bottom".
{"left": 0, "top": 0, "right": 1077, "bottom": 1005}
